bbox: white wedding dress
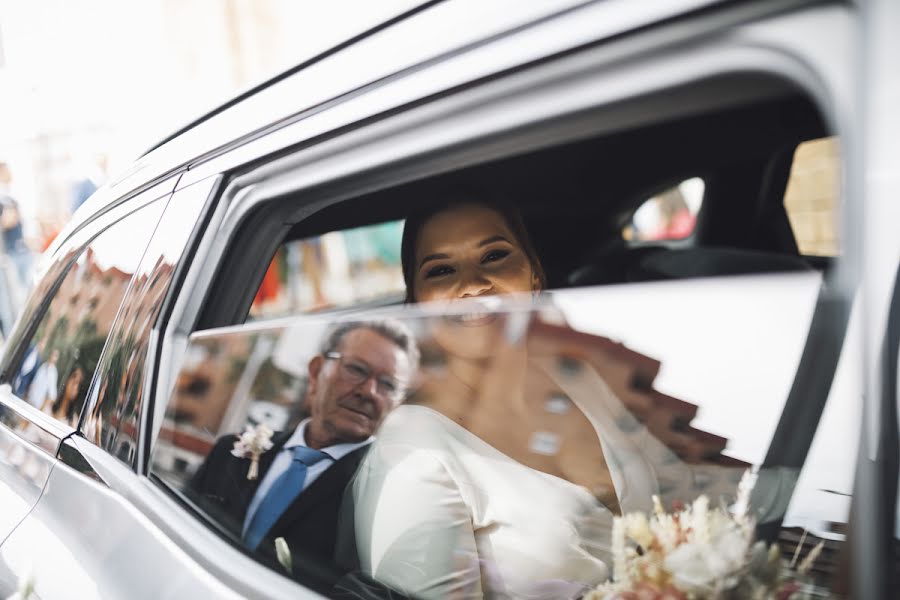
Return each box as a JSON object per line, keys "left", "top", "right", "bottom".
{"left": 351, "top": 357, "right": 747, "bottom": 599}
{"left": 351, "top": 404, "right": 613, "bottom": 599}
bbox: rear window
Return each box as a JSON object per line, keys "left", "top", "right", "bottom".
{"left": 249, "top": 220, "right": 405, "bottom": 320}
{"left": 623, "top": 177, "right": 705, "bottom": 242}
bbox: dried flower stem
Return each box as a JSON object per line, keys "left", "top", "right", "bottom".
{"left": 798, "top": 540, "right": 825, "bottom": 575}
{"left": 790, "top": 528, "right": 809, "bottom": 569}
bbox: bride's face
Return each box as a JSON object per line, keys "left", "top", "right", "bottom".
{"left": 413, "top": 204, "right": 539, "bottom": 360}
{"left": 412, "top": 204, "right": 540, "bottom": 304}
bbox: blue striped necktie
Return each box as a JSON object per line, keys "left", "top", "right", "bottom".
{"left": 243, "top": 445, "right": 330, "bottom": 551}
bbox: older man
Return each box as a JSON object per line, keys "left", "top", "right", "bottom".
{"left": 189, "top": 320, "right": 418, "bottom": 585}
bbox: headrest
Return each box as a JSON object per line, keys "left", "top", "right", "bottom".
{"left": 568, "top": 246, "right": 811, "bottom": 286}
{"left": 633, "top": 247, "right": 813, "bottom": 280}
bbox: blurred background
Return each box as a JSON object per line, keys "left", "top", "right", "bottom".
{"left": 0, "top": 0, "right": 839, "bottom": 339}
{"left": 0, "top": 0, "right": 420, "bottom": 335}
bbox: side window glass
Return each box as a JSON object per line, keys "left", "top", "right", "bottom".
{"left": 82, "top": 182, "right": 211, "bottom": 465}
{"left": 9, "top": 200, "right": 165, "bottom": 429}
{"left": 622, "top": 177, "right": 704, "bottom": 242}
{"left": 249, "top": 220, "right": 405, "bottom": 319}
{"left": 783, "top": 136, "right": 840, "bottom": 257}
{"left": 152, "top": 275, "right": 853, "bottom": 597}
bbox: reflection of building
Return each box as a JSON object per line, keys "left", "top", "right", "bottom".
{"left": 153, "top": 332, "right": 303, "bottom": 485}
{"left": 535, "top": 318, "right": 746, "bottom": 466}
{"left": 43, "top": 247, "right": 132, "bottom": 340}
{"left": 413, "top": 316, "right": 748, "bottom": 509}
{"left": 154, "top": 312, "right": 748, "bottom": 496}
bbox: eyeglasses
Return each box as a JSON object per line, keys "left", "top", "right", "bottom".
{"left": 324, "top": 352, "right": 406, "bottom": 401}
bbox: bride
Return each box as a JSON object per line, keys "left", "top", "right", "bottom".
{"left": 349, "top": 195, "right": 738, "bottom": 598}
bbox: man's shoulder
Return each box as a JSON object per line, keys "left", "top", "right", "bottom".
{"left": 211, "top": 433, "right": 240, "bottom": 451}
{"left": 332, "top": 443, "right": 371, "bottom": 469}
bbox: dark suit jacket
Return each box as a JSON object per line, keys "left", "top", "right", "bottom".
{"left": 188, "top": 430, "right": 368, "bottom": 592}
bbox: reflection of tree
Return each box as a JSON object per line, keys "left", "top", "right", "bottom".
{"left": 227, "top": 334, "right": 257, "bottom": 384}
{"left": 250, "top": 357, "right": 297, "bottom": 404}
{"left": 45, "top": 314, "right": 70, "bottom": 355}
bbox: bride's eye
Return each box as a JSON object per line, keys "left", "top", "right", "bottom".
{"left": 482, "top": 249, "right": 510, "bottom": 264}
{"left": 425, "top": 264, "right": 454, "bottom": 279}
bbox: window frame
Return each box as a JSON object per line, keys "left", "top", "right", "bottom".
{"left": 156, "top": 6, "right": 857, "bottom": 454}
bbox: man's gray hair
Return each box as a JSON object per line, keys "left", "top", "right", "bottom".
{"left": 319, "top": 319, "right": 420, "bottom": 369}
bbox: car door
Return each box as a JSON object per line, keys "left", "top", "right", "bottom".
{"left": 0, "top": 180, "right": 176, "bottom": 597}
{"left": 1, "top": 1, "right": 881, "bottom": 599}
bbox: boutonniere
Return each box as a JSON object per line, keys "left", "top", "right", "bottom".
{"left": 231, "top": 424, "right": 274, "bottom": 480}
{"left": 275, "top": 537, "right": 292, "bottom": 575}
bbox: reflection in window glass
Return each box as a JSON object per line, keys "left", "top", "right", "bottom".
{"left": 10, "top": 200, "right": 165, "bottom": 429}
{"left": 154, "top": 276, "right": 853, "bottom": 597}
{"left": 623, "top": 177, "right": 704, "bottom": 242}
{"left": 784, "top": 136, "right": 840, "bottom": 257}
{"left": 82, "top": 183, "right": 210, "bottom": 466}
{"left": 249, "top": 220, "right": 405, "bottom": 319}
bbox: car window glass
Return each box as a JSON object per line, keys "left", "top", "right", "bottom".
{"left": 9, "top": 199, "right": 165, "bottom": 429}
{"left": 248, "top": 220, "right": 405, "bottom": 319}
{"left": 781, "top": 295, "right": 861, "bottom": 580}
{"left": 81, "top": 183, "right": 210, "bottom": 466}
{"left": 783, "top": 136, "right": 840, "bottom": 257}
{"left": 153, "top": 274, "right": 854, "bottom": 597}
{"left": 622, "top": 177, "right": 704, "bottom": 242}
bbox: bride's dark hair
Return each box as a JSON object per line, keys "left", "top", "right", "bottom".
{"left": 400, "top": 188, "right": 546, "bottom": 303}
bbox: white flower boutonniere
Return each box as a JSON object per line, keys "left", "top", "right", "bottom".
{"left": 231, "top": 424, "right": 274, "bottom": 480}
{"left": 275, "top": 537, "right": 292, "bottom": 575}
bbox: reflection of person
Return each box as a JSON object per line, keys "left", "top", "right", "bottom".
{"left": 188, "top": 320, "right": 418, "bottom": 586}
{"left": 69, "top": 154, "right": 107, "bottom": 214}
{"left": 352, "top": 198, "right": 616, "bottom": 599}
{"left": 14, "top": 339, "right": 45, "bottom": 398}
{"left": 43, "top": 366, "right": 84, "bottom": 426}
{"left": 26, "top": 348, "right": 59, "bottom": 410}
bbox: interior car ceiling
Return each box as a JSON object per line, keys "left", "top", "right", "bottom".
{"left": 279, "top": 92, "right": 826, "bottom": 291}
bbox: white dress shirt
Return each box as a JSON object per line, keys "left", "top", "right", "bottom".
{"left": 243, "top": 418, "right": 372, "bottom": 535}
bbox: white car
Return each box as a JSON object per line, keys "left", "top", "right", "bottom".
{"left": 0, "top": 0, "right": 897, "bottom": 598}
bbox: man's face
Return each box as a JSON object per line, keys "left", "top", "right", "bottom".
{"left": 305, "top": 328, "right": 411, "bottom": 449}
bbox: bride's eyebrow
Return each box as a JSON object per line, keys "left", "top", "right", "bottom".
{"left": 419, "top": 252, "right": 450, "bottom": 270}
{"left": 478, "top": 235, "right": 512, "bottom": 247}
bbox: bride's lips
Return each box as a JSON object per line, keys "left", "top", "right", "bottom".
{"left": 445, "top": 312, "right": 499, "bottom": 327}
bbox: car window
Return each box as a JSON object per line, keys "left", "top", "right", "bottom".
{"left": 783, "top": 136, "right": 840, "bottom": 257}
{"left": 249, "top": 220, "right": 405, "bottom": 320}
{"left": 622, "top": 177, "right": 704, "bottom": 242}
{"left": 162, "top": 69, "right": 855, "bottom": 596}
{"left": 153, "top": 274, "right": 854, "bottom": 597}
{"left": 80, "top": 182, "right": 211, "bottom": 466}
{"left": 7, "top": 199, "right": 165, "bottom": 429}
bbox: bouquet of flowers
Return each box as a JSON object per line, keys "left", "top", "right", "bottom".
{"left": 586, "top": 472, "right": 824, "bottom": 600}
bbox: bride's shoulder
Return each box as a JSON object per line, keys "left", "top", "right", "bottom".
{"left": 381, "top": 403, "right": 457, "bottom": 432}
